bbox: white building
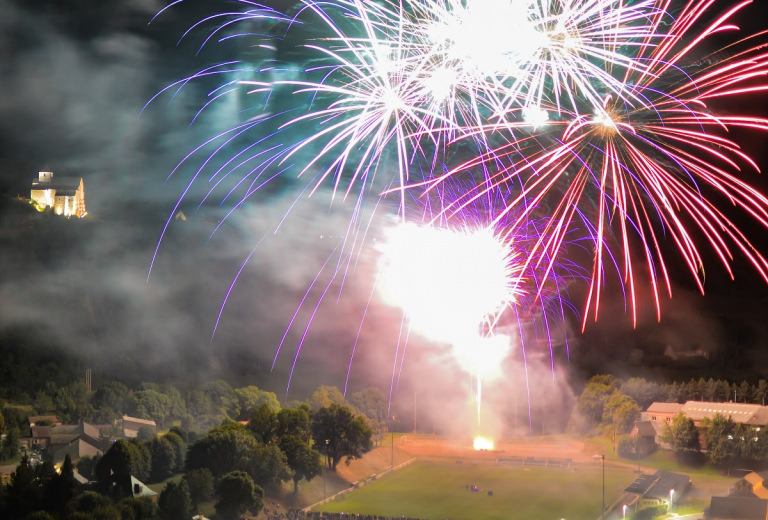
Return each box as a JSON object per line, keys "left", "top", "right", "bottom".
{"left": 30, "top": 171, "right": 86, "bottom": 218}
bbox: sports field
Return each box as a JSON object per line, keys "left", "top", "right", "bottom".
{"left": 315, "top": 459, "right": 636, "bottom": 520}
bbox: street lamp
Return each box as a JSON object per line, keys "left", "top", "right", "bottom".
{"left": 595, "top": 454, "right": 604, "bottom": 520}
{"left": 391, "top": 415, "right": 396, "bottom": 470}
{"left": 324, "top": 438, "right": 330, "bottom": 500}
{"left": 669, "top": 489, "right": 675, "bottom": 510}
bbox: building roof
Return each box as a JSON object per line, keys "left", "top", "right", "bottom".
{"left": 28, "top": 415, "right": 60, "bottom": 426}
{"left": 709, "top": 496, "right": 768, "bottom": 520}
{"left": 72, "top": 470, "right": 89, "bottom": 485}
{"left": 645, "top": 401, "right": 768, "bottom": 427}
{"left": 48, "top": 425, "right": 84, "bottom": 447}
{"left": 741, "top": 472, "right": 768, "bottom": 500}
{"left": 31, "top": 426, "right": 52, "bottom": 439}
{"left": 31, "top": 176, "right": 82, "bottom": 191}
{"left": 130, "top": 476, "right": 157, "bottom": 497}
{"left": 626, "top": 473, "right": 659, "bottom": 495}
{"left": 645, "top": 471, "right": 690, "bottom": 500}
{"left": 681, "top": 402, "right": 766, "bottom": 425}
{"left": 625, "top": 471, "right": 690, "bottom": 500}
{"left": 647, "top": 402, "right": 684, "bottom": 414}
{"left": 122, "top": 416, "right": 156, "bottom": 428}
{"left": 634, "top": 421, "right": 657, "bottom": 437}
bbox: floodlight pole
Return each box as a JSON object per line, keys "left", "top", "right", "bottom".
{"left": 601, "top": 454, "right": 605, "bottom": 520}
{"left": 391, "top": 415, "right": 395, "bottom": 470}
{"left": 324, "top": 438, "right": 330, "bottom": 500}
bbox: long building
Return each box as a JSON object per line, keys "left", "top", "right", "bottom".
{"left": 644, "top": 401, "right": 768, "bottom": 428}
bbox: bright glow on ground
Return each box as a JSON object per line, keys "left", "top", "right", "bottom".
{"left": 473, "top": 436, "right": 494, "bottom": 450}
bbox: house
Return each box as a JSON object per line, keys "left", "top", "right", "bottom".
{"left": 20, "top": 420, "right": 111, "bottom": 462}
{"left": 30, "top": 171, "right": 86, "bottom": 217}
{"left": 50, "top": 423, "right": 111, "bottom": 463}
{"left": 28, "top": 415, "right": 62, "bottom": 427}
{"left": 733, "top": 472, "right": 768, "bottom": 500}
{"left": 122, "top": 416, "right": 157, "bottom": 439}
{"left": 644, "top": 402, "right": 684, "bottom": 425}
{"left": 707, "top": 496, "right": 768, "bottom": 520}
{"left": 630, "top": 420, "right": 660, "bottom": 455}
{"left": 623, "top": 470, "right": 691, "bottom": 511}
{"left": 130, "top": 476, "right": 157, "bottom": 498}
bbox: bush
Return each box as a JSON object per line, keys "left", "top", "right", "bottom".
{"left": 632, "top": 505, "right": 668, "bottom": 520}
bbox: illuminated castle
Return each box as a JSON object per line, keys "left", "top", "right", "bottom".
{"left": 30, "top": 171, "right": 87, "bottom": 218}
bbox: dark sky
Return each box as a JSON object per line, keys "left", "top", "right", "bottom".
{"left": 1, "top": 0, "right": 768, "bottom": 434}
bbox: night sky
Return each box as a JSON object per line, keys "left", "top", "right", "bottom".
{"left": 1, "top": 0, "right": 768, "bottom": 434}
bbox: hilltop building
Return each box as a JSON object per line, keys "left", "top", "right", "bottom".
{"left": 30, "top": 171, "right": 86, "bottom": 217}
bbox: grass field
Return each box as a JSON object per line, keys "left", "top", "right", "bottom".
{"left": 315, "top": 459, "right": 637, "bottom": 520}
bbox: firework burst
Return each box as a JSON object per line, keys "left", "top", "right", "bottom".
{"left": 427, "top": 0, "right": 768, "bottom": 327}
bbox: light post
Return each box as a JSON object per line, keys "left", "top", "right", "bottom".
{"left": 669, "top": 489, "right": 675, "bottom": 511}
{"left": 390, "top": 415, "right": 395, "bottom": 470}
{"left": 596, "top": 454, "right": 605, "bottom": 520}
{"left": 602, "top": 454, "right": 605, "bottom": 520}
{"left": 623, "top": 504, "right": 627, "bottom": 519}
{"left": 324, "top": 438, "right": 330, "bottom": 500}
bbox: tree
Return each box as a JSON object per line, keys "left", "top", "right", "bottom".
{"left": 737, "top": 380, "right": 753, "bottom": 403}
{"left": 702, "top": 413, "right": 738, "bottom": 466}
{"left": 279, "top": 434, "right": 322, "bottom": 493}
{"left": 158, "top": 480, "right": 192, "bottom": 520}
{"left": 662, "top": 413, "right": 700, "bottom": 458}
{"left": 118, "top": 496, "right": 157, "bottom": 519}
{"left": 603, "top": 393, "right": 640, "bottom": 434}
{"left": 96, "top": 440, "right": 151, "bottom": 495}
{"left": 246, "top": 442, "right": 293, "bottom": 492}
{"left": 215, "top": 471, "right": 264, "bottom": 520}
{"left": 92, "top": 381, "right": 130, "bottom": 420}
{"left": 621, "top": 379, "right": 665, "bottom": 410}
{"left": 276, "top": 407, "right": 311, "bottom": 442}
{"left": 76, "top": 455, "right": 99, "bottom": 481}
{"left": 184, "top": 468, "right": 214, "bottom": 508}
{"left": 349, "top": 388, "right": 388, "bottom": 444}
{"left": 185, "top": 423, "right": 258, "bottom": 478}
{"left": 311, "top": 404, "right": 373, "bottom": 470}
{"left": 132, "top": 389, "right": 171, "bottom": 428}
{"left": 756, "top": 380, "right": 768, "bottom": 406}
{"left": 43, "top": 454, "right": 77, "bottom": 516}
{"left": 310, "top": 386, "right": 346, "bottom": 410}
{"left": 201, "top": 380, "right": 237, "bottom": 417}
{"left": 575, "top": 376, "right": 619, "bottom": 430}
{"left": 163, "top": 432, "right": 185, "bottom": 473}
{"left": 1, "top": 425, "right": 20, "bottom": 460}
{"left": 234, "top": 386, "right": 280, "bottom": 421}
{"left": 247, "top": 403, "right": 279, "bottom": 444}
{"left": 149, "top": 437, "right": 176, "bottom": 483}
{"left": 6, "top": 454, "right": 38, "bottom": 518}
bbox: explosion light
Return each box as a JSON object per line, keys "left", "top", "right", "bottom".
{"left": 473, "top": 436, "right": 495, "bottom": 451}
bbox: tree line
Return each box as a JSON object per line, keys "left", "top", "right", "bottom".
{"left": 0, "top": 394, "right": 375, "bottom": 519}
{"left": 0, "top": 381, "right": 390, "bottom": 463}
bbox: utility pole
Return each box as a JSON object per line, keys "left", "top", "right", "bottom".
{"left": 601, "top": 454, "right": 605, "bottom": 520}
{"left": 391, "top": 415, "right": 395, "bottom": 469}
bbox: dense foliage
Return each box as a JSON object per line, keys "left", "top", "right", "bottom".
{"left": 0, "top": 380, "right": 375, "bottom": 519}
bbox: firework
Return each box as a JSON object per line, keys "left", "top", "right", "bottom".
{"left": 149, "top": 0, "right": 667, "bottom": 222}
{"left": 373, "top": 179, "right": 578, "bottom": 427}
{"left": 152, "top": 0, "right": 768, "bottom": 402}
{"left": 426, "top": 0, "right": 768, "bottom": 327}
